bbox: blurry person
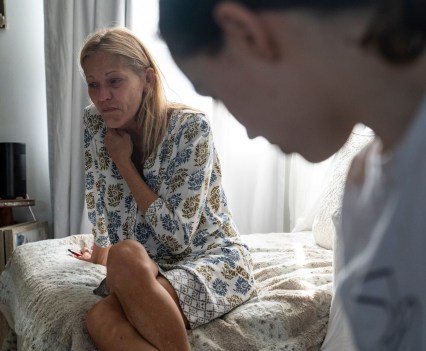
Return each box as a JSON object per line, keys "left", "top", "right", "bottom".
{"left": 159, "top": 1, "right": 426, "bottom": 350}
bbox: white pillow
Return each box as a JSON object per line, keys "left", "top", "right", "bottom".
{"left": 312, "top": 128, "right": 374, "bottom": 249}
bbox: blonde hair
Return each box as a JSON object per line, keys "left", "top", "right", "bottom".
{"left": 80, "top": 27, "right": 186, "bottom": 162}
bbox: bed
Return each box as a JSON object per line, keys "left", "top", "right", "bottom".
{"left": 0, "top": 230, "right": 332, "bottom": 351}
{"left": 0, "top": 129, "right": 372, "bottom": 351}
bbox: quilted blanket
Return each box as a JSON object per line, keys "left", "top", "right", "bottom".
{"left": 0, "top": 232, "right": 332, "bottom": 351}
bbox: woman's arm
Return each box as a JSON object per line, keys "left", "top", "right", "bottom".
{"left": 83, "top": 107, "right": 113, "bottom": 251}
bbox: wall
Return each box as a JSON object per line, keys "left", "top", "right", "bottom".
{"left": 0, "top": 0, "right": 51, "bottom": 228}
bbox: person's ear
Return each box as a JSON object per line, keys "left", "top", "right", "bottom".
{"left": 214, "top": 2, "right": 278, "bottom": 60}
{"left": 143, "top": 67, "right": 156, "bottom": 92}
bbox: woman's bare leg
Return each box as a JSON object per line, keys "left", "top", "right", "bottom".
{"left": 87, "top": 294, "right": 157, "bottom": 350}
{"left": 87, "top": 240, "right": 190, "bottom": 351}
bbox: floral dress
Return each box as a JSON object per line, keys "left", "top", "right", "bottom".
{"left": 83, "top": 105, "right": 257, "bottom": 328}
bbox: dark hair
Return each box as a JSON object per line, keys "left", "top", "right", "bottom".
{"left": 159, "top": 0, "right": 426, "bottom": 64}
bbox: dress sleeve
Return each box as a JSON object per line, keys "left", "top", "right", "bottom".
{"left": 83, "top": 106, "right": 111, "bottom": 248}
{"left": 144, "top": 112, "right": 216, "bottom": 254}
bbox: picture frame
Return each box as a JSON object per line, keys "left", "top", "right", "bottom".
{"left": 0, "top": 221, "right": 48, "bottom": 271}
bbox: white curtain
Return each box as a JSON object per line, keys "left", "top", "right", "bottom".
{"left": 44, "top": 0, "right": 133, "bottom": 237}
{"left": 209, "top": 102, "right": 287, "bottom": 234}
{"left": 209, "top": 103, "right": 333, "bottom": 234}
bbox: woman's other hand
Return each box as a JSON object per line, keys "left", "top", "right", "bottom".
{"left": 79, "top": 246, "right": 93, "bottom": 260}
{"left": 77, "top": 245, "right": 110, "bottom": 266}
{"left": 105, "top": 128, "right": 133, "bottom": 166}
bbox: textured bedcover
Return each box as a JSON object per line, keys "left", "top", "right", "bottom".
{"left": 0, "top": 232, "right": 332, "bottom": 351}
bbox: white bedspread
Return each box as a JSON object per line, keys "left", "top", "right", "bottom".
{"left": 0, "top": 232, "right": 332, "bottom": 351}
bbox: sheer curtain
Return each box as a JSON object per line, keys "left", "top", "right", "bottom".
{"left": 131, "top": 0, "right": 331, "bottom": 234}
{"left": 44, "top": 0, "right": 132, "bottom": 237}
{"left": 209, "top": 102, "right": 288, "bottom": 234}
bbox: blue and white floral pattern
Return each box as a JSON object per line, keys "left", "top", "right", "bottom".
{"left": 83, "top": 105, "right": 257, "bottom": 328}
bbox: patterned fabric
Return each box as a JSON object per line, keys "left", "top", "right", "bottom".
{"left": 83, "top": 105, "right": 257, "bottom": 328}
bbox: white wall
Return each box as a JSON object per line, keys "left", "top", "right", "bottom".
{"left": 0, "top": 0, "right": 51, "bottom": 228}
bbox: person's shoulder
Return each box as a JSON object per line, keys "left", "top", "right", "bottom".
{"left": 170, "top": 108, "right": 210, "bottom": 132}
{"left": 172, "top": 108, "right": 208, "bottom": 122}
{"left": 167, "top": 108, "right": 211, "bottom": 145}
{"left": 83, "top": 104, "right": 102, "bottom": 121}
{"left": 83, "top": 103, "right": 100, "bottom": 115}
{"left": 83, "top": 104, "right": 104, "bottom": 134}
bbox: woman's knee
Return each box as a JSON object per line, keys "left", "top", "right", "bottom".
{"left": 108, "top": 240, "right": 149, "bottom": 269}
{"left": 107, "top": 240, "right": 158, "bottom": 291}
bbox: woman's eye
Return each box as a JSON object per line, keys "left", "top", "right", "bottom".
{"left": 110, "top": 78, "right": 122, "bottom": 86}
{"left": 87, "top": 82, "right": 98, "bottom": 89}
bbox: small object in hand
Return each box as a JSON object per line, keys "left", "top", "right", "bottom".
{"left": 68, "top": 248, "right": 83, "bottom": 257}
{"left": 93, "top": 278, "right": 109, "bottom": 297}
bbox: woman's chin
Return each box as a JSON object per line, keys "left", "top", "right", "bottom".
{"left": 101, "top": 117, "right": 122, "bottom": 129}
{"left": 101, "top": 115, "right": 136, "bottom": 130}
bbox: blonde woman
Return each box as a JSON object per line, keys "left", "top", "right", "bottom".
{"left": 79, "top": 27, "right": 256, "bottom": 350}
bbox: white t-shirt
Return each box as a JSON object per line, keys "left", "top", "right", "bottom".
{"left": 337, "top": 97, "right": 426, "bottom": 350}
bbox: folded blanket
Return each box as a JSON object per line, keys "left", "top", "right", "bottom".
{"left": 0, "top": 232, "right": 332, "bottom": 351}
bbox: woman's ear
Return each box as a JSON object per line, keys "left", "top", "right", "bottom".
{"left": 144, "top": 67, "right": 156, "bottom": 92}
{"left": 213, "top": 2, "right": 278, "bottom": 61}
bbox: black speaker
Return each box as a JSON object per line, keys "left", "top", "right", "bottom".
{"left": 0, "top": 143, "right": 27, "bottom": 199}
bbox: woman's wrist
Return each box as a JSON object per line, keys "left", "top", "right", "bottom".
{"left": 91, "top": 244, "right": 110, "bottom": 266}
{"left": 115, "top": 157, "right": 139, "bottom": 178}
{"left": 114, "top": 155, "right": 133, "bottom": 170}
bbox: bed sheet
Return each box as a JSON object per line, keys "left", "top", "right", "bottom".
{"left": 0, "top": 231, "right": 332, "bottom": 351}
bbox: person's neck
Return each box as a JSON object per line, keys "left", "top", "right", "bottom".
{"left": 361, "top": 69, "right": 426, "bottom": 154}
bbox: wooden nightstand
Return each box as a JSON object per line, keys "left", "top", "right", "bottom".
{"left": 0, "top": 199, "right": 36, "bottom": 227}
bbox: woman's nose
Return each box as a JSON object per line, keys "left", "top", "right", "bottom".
{"left": 98, "top": 86, "right": 112, "bottom": 101}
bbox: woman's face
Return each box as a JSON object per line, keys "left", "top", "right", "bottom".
{"left": 83, "top": 51, "right": 146, "bottom": 130}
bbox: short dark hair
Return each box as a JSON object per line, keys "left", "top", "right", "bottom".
{"left": 159, "top": 0, "right": 426, "bottom": 64}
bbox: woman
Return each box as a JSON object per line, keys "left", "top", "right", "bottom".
{"left": 79, "top": 27, "right": 256, "bottom": 351}
{"left": 159, "top": 1, "right": 426, "bottom": 350}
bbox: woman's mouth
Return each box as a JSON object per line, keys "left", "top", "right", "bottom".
{"left": 102, "top": 107, "right": 118, "bottom": 113}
